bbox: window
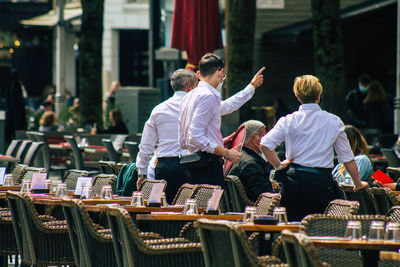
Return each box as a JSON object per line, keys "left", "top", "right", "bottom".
{"left": 257, "top": 0, "right": 284, "bottom": 9}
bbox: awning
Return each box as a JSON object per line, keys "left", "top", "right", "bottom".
{"left": 262, "top": 0, "right": 396, "bottom": 44}
{"left": 20, "top": 7, "right": 82, "bottom": 27}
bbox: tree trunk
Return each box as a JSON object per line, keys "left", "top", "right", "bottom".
{"left": 311, "top": 0, "right": 346, "bottom": 117}
{"left": 78, "top": 0, "right": 104, "bottom": 127}
{"left": 225, "top": 0, "right": 256, "bottom": 122}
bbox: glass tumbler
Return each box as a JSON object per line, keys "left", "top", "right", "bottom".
{"left": 345, "top": 220, "right": 362, "bottom": 239}
{"left": 385, "top": 222, "right": 400, "bottom": 241}
{"left": 4, "top": 174, "right": 14, "bottom": 186}
{"left": 100, "top": 185, "right": 113, "bottom": 200}
{"left": 368, "top": 221, "right": 385, "bottom": 240}
{"left": 80, "top": 185, "right": 94, "bottom": 199}
{"left": 44, "top": 180, "right": 53, "bottom": 192}
{"left": 55, "top": 183, "right": 68, "bottom": 197}
{"left": 131, "top": 191, "right": 145, "bottom": 207}
{"left": 183, "top": 199, "right": 198, "bottom": 215}
{"left": 243, "top": 206, "right": 257, "bottom": 224}
{"left": 20, "top": 180, "right": 32, "bottom": 193}
{"left": 273, "top": 207, "right": 288, "bottom": 224}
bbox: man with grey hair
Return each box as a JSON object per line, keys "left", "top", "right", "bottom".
{"left": 136, "top": 69, "right": 198, "bottom": 203}
{"left": 230, "top": 120, "right": 274, "bottom": 202}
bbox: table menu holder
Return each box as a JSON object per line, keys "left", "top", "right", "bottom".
{"left": 204, "top": 189, "right": 224, "bottom": 215}
{"left": 147, "top": 183, "right": 164, "bottom": 207}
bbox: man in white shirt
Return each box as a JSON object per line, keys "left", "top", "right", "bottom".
{"left": 137, "top": 66, "right": 263, "bottom": 203}
{"left": 179, "top": 53, "right": 265, "bottom": 188}
{"left": 260, "top": 74, "right": 368, "bottom": 221}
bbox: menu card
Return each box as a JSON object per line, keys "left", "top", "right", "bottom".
{"left": 0, "top": 167, "right": 6, "bottom": 185}
{"left": 371, "top": 169, "right": 393, "bottom": 184}
{"left": 31, "top": 173, "right": 48, "bottom": 189}
{"left": 206, "top": 189, "right": 224, "bottom": 211}
{"left": 148, "top": 183, "right": 164, "bottom": 204}
{"left": 74, "top": 177, "right": 92, "bottom": 195}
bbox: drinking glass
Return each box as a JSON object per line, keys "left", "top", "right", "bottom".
{"left": 4, "top": 174, "right": 14, "bottom": 186}
{"left": 273, "top": 207, "right": 288, "bottom": 224}
{"left": 368, "top": 221, "right": 385, "bottom": 240}
{"left": 20, "top": 180, "right": 31, "bottom": 193}
{"left": 100, "top": 185, "right": 113, "bottom": 200}
{"left": 55, "top": 183, "right": 68, "bottom": 197}
{"left": 160, "top": 192, "right": 167, "bottom": 207}
{"left": 131, "top": 191, "right": 145, "bottom": 207}
{"left": 183, "top": 199, "right": 198, "bottom": 215}
{"left": 80, "top": 185, "right": 94, "bottom": 199}
{"left": 243, "top": 206, "right": 257, "bottom": 224}
{"left": 44, "top": 180, "right": 53, "bottom": 192}
{"left": 385, "top": 222, "right": 400, "bottom": 241}
{"left": 345, "top": 220, "right": 362, "bottom": 239}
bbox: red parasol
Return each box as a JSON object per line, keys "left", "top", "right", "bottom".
{"left": 171, "top": 0, "right": 223, "bottom": 71}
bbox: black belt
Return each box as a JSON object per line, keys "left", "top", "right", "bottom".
{"left": 290, "top": 163, "right": 332, "bottom": 175}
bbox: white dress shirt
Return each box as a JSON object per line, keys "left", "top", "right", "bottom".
{"left": 179, "top": 81, "right": 255, "bottom": 154}
{"left": 260, "top": 103, "right": 354, "bottom": 168}
{"left": 137, "top": 83, "right": 254, "bottom": 175}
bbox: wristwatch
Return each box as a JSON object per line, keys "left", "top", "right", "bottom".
{"left": 139, "top": 174, "right": 147, "bottom": 179}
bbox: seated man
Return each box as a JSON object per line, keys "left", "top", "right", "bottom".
{"left": 230, "top": 120, "right": 274, "bottom": 202}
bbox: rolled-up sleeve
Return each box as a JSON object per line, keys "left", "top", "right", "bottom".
{"left": 260, "top": 117, "right": 286, "bottom": 150}
{"left": 333, "top": 118, "right": 354, "bottom": 163}
{"left": 220, "top": 84, "right": 255, "bottom": 116}
{"left": 136, "top": 115, "right": 158, "bottom": 175}
{"left": 187, "top": 94, "right": 218, "bottom": 153}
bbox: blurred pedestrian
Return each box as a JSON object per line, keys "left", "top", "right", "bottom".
{"left": 39, "top": 111, "right": 58, "bottom": 132}
{"left": 346, "top": 74, "right": 371, "bottom": 127}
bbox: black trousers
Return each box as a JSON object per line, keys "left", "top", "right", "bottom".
{"left": 279, "top": 163, "right": 340, "bottom": 222}
{"left": 187, "top": 152, "right": 224, "bottom": 188}
{"left": 155, "top": 157, "right": 187, "bottom": 204}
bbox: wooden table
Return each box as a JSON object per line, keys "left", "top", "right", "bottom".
{"left": 136, "top": 213, "right": 243, "bottom": 221}
{"left": 85, "top": 205, "right": 196, "bottom": 213}
{"left": 0, "top": 155, "right": 19, "bottom": 163}
{"left": 239, "top": 223, "right": 300, "bottom": 232}
{"left": 32, "top": 196, "right": 132, "bottom": 206}
{"left": 0, "top": 185, "right": 21, "bottom": 191}
{"left": 309, "top": 237, "right": 400, "bottom": 267}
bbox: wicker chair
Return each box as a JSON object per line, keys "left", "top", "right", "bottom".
{"left": 380, "top": 148, "right": 400, "bottom": 167}
{"left": 7, "top": 192, "right": 74, "bottom": 266}
{"left": 62, "top": 199, "right": 116, "bottom": 267}
{"left": 281, "top": 229, "right": 330, "bottom": 267}
{"left": 379, "top": 251, "right": 400, "bottom": 267}
{"left": 62, "top": 169, "right": 89, "bottom": 191}
{"left": 339, "top": 184, "right": 376, "bottom": 214}
{"left": 22, "top": 166, "right": 47, "bottom": 181}
{"left": 91, "top": 173, "right": 117, "bottom": 196}
{"left": 192, "top": 184, "right": 222, "bottom": 209}
{"left": 124, "top": 141, "right": 139, "bottom": 163}
{"left": 64, "top": 135, "right": 99, "bottom": 171}
{"left": 22, "top": 141, "right": 44, "bottom": 167}
{"left": 197, "top": 218, "right": 284, "bottom": 267}
{"left": 386, "top": 206, "right": 400, "bottom": 223}
{"left": 369, "top": 187, "right": 399, "bottom": 215}
{"left": 323, "top": 199, "right": 360, "bottom": 216}
{"left": 1, "top": 139, "right": 21, "bottom": 170}
{"left": 172, "top": 183, "right": 197, "bottom": 206}
{"left": 10, "top": 164, "right": 28, "bottom": 184}
{"left": 255, "top": 192, "right": 281, "bottom": 216}
{"left": 300, "top": 214, "right": 389, "bottom": 266}
{"left": 15, "top": 140, "right": 32, "bottom": 162}
{"left": 98, "top": 160, "right": 117, "bottom": 174}
{"left": 0, "top": 208, "right": 18, "bottom": 262}
{"left": 106, "top": 206, "right": 204, "bottom": 267}
{"left": 102, "top": 139, "right": 120, "bottom": 163}
{"left": 225, "top": 175, "right": 255, "bottom": 212}
{"left": 139, "top": 179, "right": 167, "bottom": 201}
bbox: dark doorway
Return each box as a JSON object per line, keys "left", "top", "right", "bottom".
{"left": 119, "top": 29, "right": 149, "bottom": 86}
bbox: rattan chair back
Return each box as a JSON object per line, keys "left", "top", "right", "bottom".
{"left": 0, "top": 208, "right": 17, "bottom": 256}
{"left": 106, "top": 206, "right": 204, "bottom": 267}
{"left": 10, "top": 164, "right": 28, "bottom": 184}
{"left": 26, "top": 131, "right": 50, "bottom": 170}
{"left": 192, "top": 184, "right": 221, "bottom": 209}
{"left": 301, "top": 214, "right": 388, "bottom": 266}
{"left": 6, "top": 191, "right": 75, "bottom": 266}
{"left": 15, "top": 140, "right": 32, "bottom": 162}
{"left": 5, "top": 139, "right": 21, "bottom": 157}
{"left": 63, "top": 169, "right": 89, "bottom": 191}
{"left": 324, "top": 199, "right": 360, "bottom": 216}
{"left": 65, "top": 135, "right": 84, "bottom": 170}
{"left": 255, "top": 192, "right": 281, "bottom": 216}
{"left": 102, "top": 139, "right": 120, "bottom": 163}
{"left": 62, "top": 199, "right": 115, "bottom": 267}
{"left": 92, "top": 174, "right": 117, "bottom": 196}
{"left": 339, "top": 184, "right": 376, "bottom": 214}
{"left": 124, "top": 141, "right": 139, "bottom": 162}
{"left": 225, "top": 175, "right": 254, "bottom": 212}
{"left": 172, "top": 183, "right": 197, "bottom": 205}
{"left": 370, "top": 187, "right": 399, "bottom": 215}
{"left": 386, "top": 205, "right": 400, "bottom": 223}
{"left": 22, "top": 141, "right": 44, "bottom": 167}
{"left": 281, "top": 229, "right": 329, "bottom": 267}
{"left": 197, "top": 218, "right": 282, "bottom": 267}
{"left": 22, "top": 167, "right": 46, "bottom": 181}
{"left": 138, "top": 179, "right": 167, "bottom": 201}
{"left": 99, "top": 160, "right": 117, "bottom": 174}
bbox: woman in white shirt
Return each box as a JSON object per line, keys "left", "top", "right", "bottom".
{"left": 332, "top": 125, "right": 372, "bottom": 184}
{"left": 260, "top": 75, "right": 368, "bottom": 221}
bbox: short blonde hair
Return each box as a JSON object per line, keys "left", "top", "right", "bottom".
{"left": 293, "top": 75, "right": 323, "bottom": 104}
